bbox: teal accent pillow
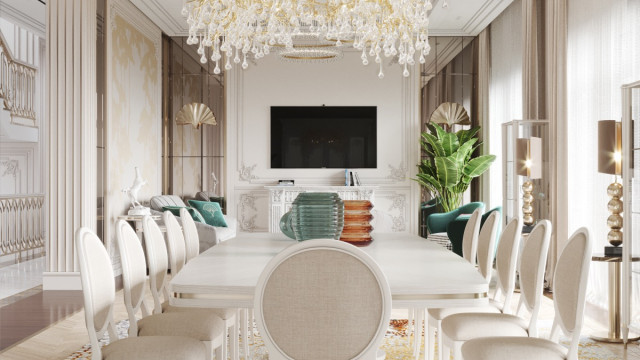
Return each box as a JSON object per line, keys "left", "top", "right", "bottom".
{"left": 162, "top": 206, "right": 206, "bottom": 224}
{"left": 187, "top": 200, "right": 228, "bottom": 227}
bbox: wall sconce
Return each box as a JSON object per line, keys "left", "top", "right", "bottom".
{"left": 516, "top": 137, "right": 542, "bottom": 229}
{"left": 598, "top": 120, "right": 623, "bottom": 253}
{"left": 176, "top": 102, "right": 217, "bottom": 129}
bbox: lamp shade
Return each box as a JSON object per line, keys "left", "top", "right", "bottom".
{"left": 515, "top": 137, "right": 542, "bottom": 179}
{"left": 598, "top": 120, "right": 622, "bottom": 175}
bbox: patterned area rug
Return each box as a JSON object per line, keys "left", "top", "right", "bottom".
{"left": 66, "top": 319, "right": 621, "bottom": 359}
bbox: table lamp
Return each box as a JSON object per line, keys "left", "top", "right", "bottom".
{"left": 516, "top": 137, "right": 542, "bottom": 231}
{"left": 598, "top": 120, "right": 623, "bottom": 256}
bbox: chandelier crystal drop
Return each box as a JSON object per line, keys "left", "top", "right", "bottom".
{"left": 182, "top": 0, "right": 434, "bottom": 78}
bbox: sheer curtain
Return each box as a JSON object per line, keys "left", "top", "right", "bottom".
{"left": 567, "top": 0, "right": 640, "bottom": 321}
{"left": 488, "top": 0, "right": 523, "bottom": 210}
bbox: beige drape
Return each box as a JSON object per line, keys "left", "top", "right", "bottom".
{"left": 477, "top": 28, "right": 492, "bottom": 204}
{"left": 544, "top": 0, "right": 567, "bottom": 290}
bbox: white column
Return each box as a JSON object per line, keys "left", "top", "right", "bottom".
{"left": 43, "top": 0, "right": 97, "bottom": 290}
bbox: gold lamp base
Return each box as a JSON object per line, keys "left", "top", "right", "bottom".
{"left": 607, "top": 182, "right": 623, "bottom": 247}
{"left": 522, "top": 180, "right": 535, "bottom": 226}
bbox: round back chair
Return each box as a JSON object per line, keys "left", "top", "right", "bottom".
{"left": 493, "top": 217, "right": 522, "bottom": 313}
{"left": 476, "top": 211, "right": 500, "bottom": 282}
{"left": 254, "top": 239, "right": 391, "bottom": 360}
{"left": 76, "top": 227, "right": 118, "bottom": 360}
{"left": 164, "top": 210, "right": 187, "bottom": 275}
{"left": 180, "top": 208, "right": 200, "bottom": 262}
{"left": 116, "top": 220, "right": 151, "bottom": 336}
{"left": 462, "top": 208, "right": 483, "bottom": 265}
{"left": 142, "top": 215, "right": 170, "bottom": 314}
{"left": 517, "top": 219, "right": 552, "bottom": 337}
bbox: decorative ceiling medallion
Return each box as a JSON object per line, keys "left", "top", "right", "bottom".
{"left": 175, "top": 102, "right": 217, "bottom": 129}
{"left": 429, "top": 102, "right": 471, "bottom": 127}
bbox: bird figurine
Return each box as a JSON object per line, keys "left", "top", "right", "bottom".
{"left": 122, "top": 167, "right": 147, "bottom": 210}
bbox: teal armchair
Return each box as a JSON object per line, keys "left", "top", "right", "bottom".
{"left": 426, "top": 202, "right": 485, "bottom": 235}
{"left": 447, "top": 206, "right": 502, "bottom": 257}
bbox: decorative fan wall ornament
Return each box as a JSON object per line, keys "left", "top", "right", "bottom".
{"left": 429, "top": 102, "right": 471, "bottom": 128}
{"left": 175, "top": 103, "right": 217, "bottom": 129}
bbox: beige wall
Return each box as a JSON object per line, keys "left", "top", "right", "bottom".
{"left": 105, "top": 0, "right": 161, "bottom": 263}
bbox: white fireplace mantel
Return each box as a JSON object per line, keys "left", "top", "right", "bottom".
{"left": 265, "top": 185, "right": 378, "bottom": 233}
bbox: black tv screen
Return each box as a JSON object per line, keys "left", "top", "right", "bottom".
{"left": 271, "top": 106, "right": 377, "bottom": 169}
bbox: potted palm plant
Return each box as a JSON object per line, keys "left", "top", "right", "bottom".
{"left": 415, "top": 122, "right": 495, "bottom": 213}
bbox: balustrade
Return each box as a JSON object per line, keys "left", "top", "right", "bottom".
{"left": 0, "top": 30, "right": 37, "bottom": 122}
{"left": 0, "top": 194, "right": 45, "bottom": 256}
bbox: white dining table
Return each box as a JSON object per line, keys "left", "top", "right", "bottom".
{"left": 169, "top": 232, "right": 488, "bottom": 309}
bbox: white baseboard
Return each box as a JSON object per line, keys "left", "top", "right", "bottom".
{"left": 42, "top": 271, "right": 82, "bottom": 290}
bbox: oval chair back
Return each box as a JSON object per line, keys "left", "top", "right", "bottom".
{"left": 476, "top": 211, "right": 500, "bottom": 282}
{"left": 551, "top": 227, "right": 592, "bottom": 360}
{"left": 116, "top": 220, "right": 151, "bottom": 336}
{"left": 180, "top": 208, "right": 200, "bottom": 262}
{"left": 517, "top": 219, "right": 552, "bottom": 337}
{"left": 76, "top": 227, "right": 117, "bottom": 360}
{"left": 164, "top": 211, "right": 187, "bottom": 275}
{"left": 254, "top": 239, "right": 392, "bottom": 360}
{"left": 142, "top": 215, "right": 170, "bottom": 314}
{"left": 462, "top": 208, "right": 483, "bottom": 265}
{"left": 493, "top": 218, "right": 522, "bottom": 313}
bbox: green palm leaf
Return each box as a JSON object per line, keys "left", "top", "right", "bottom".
{"left": 415, "top": 173, "right": 441, "bottom": 193}
{"left": 421, "top": 133, "right": 445, "bottom": 157}
{"left": 456, "top": 127, "right": 480, "bottom": 145}
{"left": 463, "top": 155, "right": 497, "bottom": 178}
{"left": 441, "top": 132, "right": 459, "bottom": 156}
{"left": 435, "top": 156, "right": 460, "bottom": 188}
{"left": 454, "top": 138, "right": 477, "bottom": 165}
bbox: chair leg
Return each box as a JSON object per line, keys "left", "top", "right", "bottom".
{"left": 452, "top": 341, "right": 462, "bottom": 360}
{"left": 230, "top": 314, "right": 239, "bottom": 360}
{"left": 249, "top": 309, "right": 255, "bottom": 344}
{"left": 240, "top": 308, "right": 249, "bottom": 359}
{"left": 220, "top": 322, "right": 228, "bottom": 360}
{"left": 426, "top": 316, "right": 435, "bottom": 360}
{"left": 215, "top": 346, "right": 223, "bottom": 360}
{"left": 413, "top": 309, "right": 424, "bottom": 359}
{"left": 408, "top": 308, "right": 415, "bottom": 344}
{"left": 437, "top": 320, "right": 444, "bottom": 360}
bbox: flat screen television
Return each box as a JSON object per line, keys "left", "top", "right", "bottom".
{"left": 271, "top": 106, "right": 377, "bottom": 169}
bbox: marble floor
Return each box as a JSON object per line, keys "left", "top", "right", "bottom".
{"left": 0, "top": 256, "right": 45, "bottom": 301}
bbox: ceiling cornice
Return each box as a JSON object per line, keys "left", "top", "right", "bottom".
{"left": 0, "top": 0, "right": 45, "bottom": 38}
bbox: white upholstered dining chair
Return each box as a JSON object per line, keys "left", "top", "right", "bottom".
{"left": 76, "top": 227, "right": 208, "bottom": 360}
{"left": 146, "top": 212, "right": 239, "bottom": 360}
{"left": 254, "top": 239, "right": 392, "bottom": 360}
{"left": 115, "top": 220, "right": 225, "bottom": 359}
{"left": 424, "top": 210, "right": 502, "bottom": 360}
{"left": 460, "top": 227, "right": 592, "bottom": 360}
{"left": 439, "top": 219, "right": 552, "bottom": 360}
{"left": 180, "top": 207, "right": 201, "bottom": 263}
{"left": 409, "top": 207, "right": 485, "bottom": 358}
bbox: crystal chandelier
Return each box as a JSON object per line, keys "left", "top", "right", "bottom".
{"left": 182, "top": 0, "right": 434, "bottom": 78}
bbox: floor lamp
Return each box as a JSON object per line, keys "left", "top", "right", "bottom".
{"left": 516, "top": 137, "right": 542, "bottom": 232}
{"left": 598, "top": 120, "right": 623, "bottom": 256}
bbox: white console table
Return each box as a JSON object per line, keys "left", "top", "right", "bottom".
{"left": 265, "top": 185, "right": 377, "bottom": 233}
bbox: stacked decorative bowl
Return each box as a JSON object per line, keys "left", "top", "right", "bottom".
{"left": 280, "top": 192, "right": 344, "bottom": 241}
{"left": 340, "top": 200, "right": 374, "bottom": 245}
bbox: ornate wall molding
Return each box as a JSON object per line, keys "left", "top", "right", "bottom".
{"left": 238, "top": 193, "right": 258, "bottom": 231}
{"left": 388, "top": 192, "right": 407, "bottom": 232}
{"left": 387, "top": 162, "right": 408, "bottom": 182}
{"left": 0, "top": 160, "right": 19, "bottom": 178}
{"left": 238, "top": 162, "right": 258, "bottom": 182}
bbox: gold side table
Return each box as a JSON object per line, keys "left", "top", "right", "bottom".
{"left": 590, "top": 254, "right": 640, "bottom": 343}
